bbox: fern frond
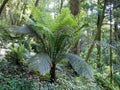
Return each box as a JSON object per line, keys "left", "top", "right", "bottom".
{"left": 91, "top": 41, "right": 116, "bottom": 49}
{"left": 65, "top": 53, "right": 94, "bottom": 80}
{"left": 28, "top": 53, "right": 52, "bottom": 75}
{"left": 9, "top": 25, "right": 32, "bottom": 35}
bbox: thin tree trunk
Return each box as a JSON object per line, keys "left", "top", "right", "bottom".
{"left": 50, "top": 61, "right": 56, "bottom": 83}
{"left": 35, "top": 0, "right": 40, "bottom": 7}
{"left": 85, "top": 0, "right": 106, "bottom": 62}
{"left": 18, "top": 2, "right": 27, "bottom": 25}
{"left": 114, "top": 21, "right": 119, "bottom": 41}
{"left": 70, "top": 0, "right": 80, "bottom": 16}
{"left": 96, "top": 0, "right": 106, "bottom": 68}
{"left": 59, "top": 0, "right": 63, "bottom": 13}
{"left": 109, "top": 0, "right": 113, "bottom": 84}
{"left": 0, "top": 0, "right": 9, "bottom": 16}
{"left": 96, "top": 0, "right": 101, "bottom": 68}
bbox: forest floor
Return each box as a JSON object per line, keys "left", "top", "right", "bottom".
{"left": 0, "top": 60, "right": 104, "bottom": 90}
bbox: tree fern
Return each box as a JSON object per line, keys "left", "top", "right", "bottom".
{"left": 65, "top": 53, "right": 94, "bottom": 80}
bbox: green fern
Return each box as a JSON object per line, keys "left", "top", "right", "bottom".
{"left": 65, "top": 53, "right": 94, "bottom": 80}
{"left": 53, "top": 8, "right": 77, "bottom": 31}
{"left": 28, "top": 53, "right": 52, "bottom": 75}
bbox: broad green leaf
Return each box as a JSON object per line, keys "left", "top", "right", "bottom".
{"left": 28, "top": 53, "right": 52, "bottom": 75}
{"left": 65, "top": 53, "right": 94, "bottom": 80}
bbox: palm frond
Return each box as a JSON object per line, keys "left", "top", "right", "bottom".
{"left": 28, "top": 53, "right": 52, "bottom": 75}
{"left": 65, "top": 53, "right": 94, "bottom": 80}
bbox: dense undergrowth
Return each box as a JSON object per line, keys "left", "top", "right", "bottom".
{"left": 0, "top": 59, "right": 120, "bottom": 90}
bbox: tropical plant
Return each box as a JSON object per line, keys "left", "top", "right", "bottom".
{"left": 8, "top": 43, "right": 26, "bottom": 65}
{"left": 5, "top": 7, "right": 94, "bottom": 82}
{"left": 27, "top": 25, "right": 94, "bottom": 82}
{"left": 25, "top": 9, "right": 94, "bottom": 82}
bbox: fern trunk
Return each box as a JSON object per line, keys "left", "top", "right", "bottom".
{"left": 50, "top": 61, "right": 56, "bottom": 83}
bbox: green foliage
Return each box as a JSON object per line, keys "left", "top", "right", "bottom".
{"left": 30, "top": 6, "right": 55, "bottom": 29}
{"left": 28, "top": 53, "right": 52, "bottom": 75}
{"left": 0, "top": 72, "right": 38, "bottom": 90}
{"left": 0, "top": 71, "right": 102, "bottom": 90}
{"left": 113, "top": 73, "right": 120, "bottom": 87}
{"left": 0, "top": 0, "right": 120, "bottom": 89}
{"left": 32, "top": 21, "right": 74, "bottom": 59}
{"left": 52, "top": 8, "right": 77, "bottom": 31}
{"left": 26, "top": 15, "right": 94, "bottom": 81}
{"left": 95, "top": 73, "right": 120, "bottom": 90}
{"left": 65, "top": 53, "right": 94, "bottom": 80}
{"left": 30, "top": 7, "right": 77, "bottom": 32}
{"left": 8, "top": 43, "right": 26, "bottom": 64}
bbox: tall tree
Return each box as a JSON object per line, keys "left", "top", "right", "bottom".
{"left": 109, "top": 0, "right": 113, "bottom": 84}
{"left": 96, "top": 0, "right": 107, "bottom": 68}
{"left": 85, "top": 0, "right": 107, "bottom": 62}
{"left": 59, "top": 0, "right": 63, "bottom": 13}
{"left": 35, "top": 0, "right": 40, "bottom": 7}
{"left": 70, "top": 0, "right": 80, "bottom": 16}
{"left": 0, "top": 0, "right": 9, "bottom": 16}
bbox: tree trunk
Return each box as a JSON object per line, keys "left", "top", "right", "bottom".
{"left": 109, "top": 0, "right": 113, "bottom": 84}
{"left": 35, "top": 0, "right": 40, "bottom": 7}
{"left": 96, "top": 0, "right": 106, "bottom": 68}
{"left": 59, "top": 0, "right": 63, "bottom": 13}
{"left": 85, "top": 0, "right": 106, "bottom": 62}
{"left": 0, "top": 0, "right": 9, "bottom": 16}
{"left": 114, "top": 21, "right": 119, "bottom": 41}
{"left": 50, "top": 61, "right": 56, "bottom": 83}
{"left": 70, "top": 0, "right": 80, "bottom": 16}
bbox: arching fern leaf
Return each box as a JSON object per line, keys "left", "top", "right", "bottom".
{"left": 28, "top": 53, "right": 52, "bottom": 75}
{"left": 65, "top": 53, "right": 94, "bottom": 80}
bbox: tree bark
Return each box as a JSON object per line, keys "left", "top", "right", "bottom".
{"left": 59, "top": 0, "right": 63, "bottom": 13}
{"left": 85, "top": 0, "right": 106, "bottom": 62}
{"left": 34, "top": 0, "right": 40, "bottom": 7}
{"left": 109, "top": 0, "right": 113, "bottom": 84}
{"left": 114, "top": 21, "right": 119, "bottom": 41}
{"left": 0, "top": 0, "right": 9, "bottom": 16}
{"left": 70, "top": 0, "right": 80, "bottom": 16}
{"left": 96, "top": 0, "right": 106, "bottom": 68}
{"left": 50, "top": 61, "right": 56, "bottom": 83}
